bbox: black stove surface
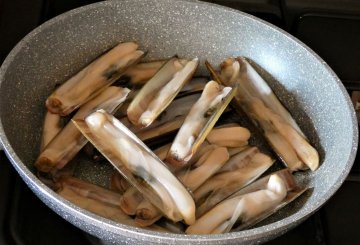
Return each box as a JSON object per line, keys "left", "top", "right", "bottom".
{"left": 1, "top": 0, "right": 360, "bottom": 244}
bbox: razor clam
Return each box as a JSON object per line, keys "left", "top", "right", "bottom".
{"left": 46, "top": 42, "right": 144, "bottom": 116}
{"left": 178, "top": 77, "right": 207, "bottom": 97}
{"left": 40, "top": 111, "right": 62, "bottom": 151}
{"left": 187, "top": 142, "right": 215, "bottom": 165}
{"left": 127, "top": 57, "right": 199, "bottom": 127}
{"left": 57, "top": 176, "right": 123, "bottom": 208}
{"left": 210, "top": 58, "right": 319, "bottom": 171}
{"left": 215, "top": 58, "right": 305, "bottom": 138}
{"left": 58, "top": 183, "right": 134, "bottom": 225}
{"left": 186, "top": 169, "right": 305, "bottom": 234}
{"left": 135, "top": 145, "right": 229, "bottom": 227}
{"left": 73, "top": 110, "right": 196, "bottom": 225}
{"left": 135, "top": 93, "right": 201, "bottom": 132}
{"left": 228, "top": 146, "right": 249, "bottom": 157}
{"left": 194, "top": 147, "right": 275, "bottom": 217}
{"left": 156, "top": 219, "right": 186, "bottom": 234}
{"left": 206, "top": 126, "right": 251, "bottom": 148}
{"left": 178, "top": 146, "right": 229, "bottom": 191}
{"left": 137, "top": 116, "right": 185, "bottom": 142}
{"left": 118, "top": 142, "right": 174, "bottom": 214}
{"left": 251, "top": 98, "right": 318, "bottom": 171}
{"left": 166, "top": 80, "right": 236, "bottom": 169}
{"left": 57, "top": 178, "right": 172, "bottom": 232}
{"left": 114, "top": 79, "right": 204, "bottom": 119}
{"left": 120, "top": 187, "right": 144, "bottom": 215}
{"left": 110, "top": 171, "right": 131, "bottom": 194}
{"left": 153, "top": 143, "right": 172, "bottom": 161}
{"left": 133, "top": 93, "right": 201, "bottom": 140}
{"left": 35, "top": 86, "right": 130, "bottom": 173}
{"left": 123, "top": 60, "right": 166, "bottom": 85}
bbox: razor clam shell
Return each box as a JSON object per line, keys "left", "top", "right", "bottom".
{"left": 229, "top": 169, "right": 296, "bottom": 198}
{"left": 57, "top": 176, "right": 123, "bottom": 208}
{"left": 57, "top": 181, "right": 169, "bottom": 233}
{"left": 194, "top": 148, "right": 275, "bottom": 217}
{"left": 217, "top": 58, "right": 319, "bottom": 171}
{"left": 73, "top": 110, "right": 196, "bottom": 224}
{"left": 156, "top": 219, "right": 186, "bottom": 234}
{"left": 137, "top": 93, "right": 201, "bottom": 132}
{"left": 114, "top": 78, "right": 205, "bottom": 119}
{"left": 178, "top": 146, "right": 229, "bottom": 191}
{"left": 127, "top": 57, "right": 199, "bottom": 127}
{"left": 218, "top": 146, "right": 261, "bottom": 173}
{"left": 134, "top": 145, "right": 229, "bottom": 227}
{"left": 206, "top": 126, "right": 251, "bottom": 148}
{"left": 58, "top": 185, "right": 134, "bottom": 225}
{"left": 153, "top": 143, "right": 172, "bottom": 161}
{"left": 120, "top": 187, "right": 144, "bottom": 215}
{"left": 228, "top": 146, "right": 249, "bottom": 157}
{"left": 166, "top": 81, "right": 236, "bottom": 169}
{"left": 40, "top": 111, "right": 62, "bottom": 151}
{"left": 231, "top": 187, "right": 307, "bottom": 232}
{"left": 222, "top": 169, "right": 306, "bottom": 232}
{"left": 35, "top": 86, "right": 130, "bottom": 173}
{"left": 188, "top": 169, "right": 301, "bottom": 234}
{"left": 178, "top": 77, "right": 207, "bottom": 97}
{"left": 46, "top": 42, "right": 144, "bottom": 116}
{"left": 123, "top": 59, "right": 167, "bottom": 85}
{"left": 234, "top": 57, "right": 306, "bottom": 139}
{"left": 110, "top": 171, "right": 131, "bottom": 194}
{"left": 137, "top": 116, "right": 185, "bottom": 143}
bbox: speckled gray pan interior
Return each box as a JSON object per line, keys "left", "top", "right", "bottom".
{"left": 0, "top": 0, "right": 357, "bottom": 244}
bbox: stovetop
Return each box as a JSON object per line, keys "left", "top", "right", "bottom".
{"left": 0, "top": 0, "right": 359, "bottom": 244}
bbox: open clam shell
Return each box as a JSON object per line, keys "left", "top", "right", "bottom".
{"left": 58, "top": 182, "right": 134, "bottom": 225}
{"left": 166, "top": 81, "right": 236, "bottom": 169}
{"left": 194, "top": 146, "right": 275, "bottom": 217}
{"left": 57, "top": 176, "right": 123, "bottom": 208}
{"left": 127, "top": 57, "right": 199, "bottom": 127}
{"left": 56, "top": 176, "right": 169, "bottom": 232}
{"left": 73, "top": 110, "right": 196, "bottom": 225}
{"left": 134, "top": 144, "right": 230, "bottom": 227}
{"left": 208, "top": 58, "right": 319, "bottom": 171}
{"left": 187, "top": 169, "right": 306, "bottom": 234}
{"left": 46, "top": 42, "right": 144, "bottom": 116}
{"left": 35, "top": 86, "right": 130, "bottom": 173}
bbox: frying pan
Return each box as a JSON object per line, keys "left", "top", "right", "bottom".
{"left": 0, "top": 0, "right": 357, "bottom": 244}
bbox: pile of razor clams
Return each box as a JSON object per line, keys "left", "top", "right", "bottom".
{"left": 35, "top": 42, "right": 319, "bottom": 234}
